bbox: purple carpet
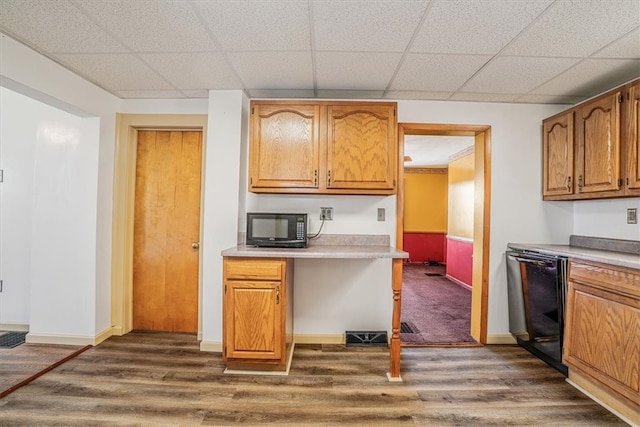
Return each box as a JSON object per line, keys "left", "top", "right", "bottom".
{"left": 400, "top": 263, "right": 477, "bottom": 344}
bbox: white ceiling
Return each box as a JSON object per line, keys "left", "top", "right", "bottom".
{"left": 1, "top": 0, "right": 639, "bottom": 168}
{"left": 1, "top": 0, "right": 639, "bottom": 104}
{"left": 404, "top": 135, "right": 475, "bottom": 168}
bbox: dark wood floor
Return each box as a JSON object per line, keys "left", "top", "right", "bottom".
{"left": 0, "top": 332, "right": 626, "bottom": 426}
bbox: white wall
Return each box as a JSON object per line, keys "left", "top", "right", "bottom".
{"left": 1, "top": 34, "right": 119, "bottom": 341}
{"left": 398, "top": 100, "right": 571, "bottom": 335}
{"left": 574, "top": 198, "right": 640, "bottom": 240}
{"left": 0, "top": 88, "right": 36, "bottom": 326}
{"left": 5, "top": 31, "right": 635, "bottom": 346}
{"left": 248, "top": 194, "right": 397, "bottom": 335}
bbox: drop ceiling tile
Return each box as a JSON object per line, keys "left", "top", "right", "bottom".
{"left": 140, "top": 53, "right": 242, "bottom": 90}
{"left": 193, "top": 0, "right": 310, "bottom": 51}
{"left": 462, "top": 56, "right": 580, "bottom": 94}
{"left": 316, "top": 90, "right": 385, "bottom": 99}
{"left": 448, "top": 92, "right": 518, "bottom": 103}
{"left": 412, "top": 0, "right": 552, "bottom": 54}
{"left": 384, "top": 90, "right": 452, "bottom": 100}
{"left": 115, "top": 90, "right": 186, "bottom": 99}
{"left": 390, "top": 54, "right": 491, "bottom": 91}
{"left": 248, "top": 89, "right": 316, "bottom": 99}
{"left": 312, "top": 0, "right": 428, "bottom": 51}
{"left": 594, "top": 28, "right": 640, "bottom": 58}
{"left": 75, "top": 0, "right": 217, "bottom": 52}
{"left": 181, "top": 89, "right": 210, "bottom": 98}
{"left": 227, "top": 52, "right": 313, "bottom": 89}
{"left": 53, "top": 53, "right": 174, "bottom": 91}
{"left": 514, "top": 94, "right": 584, "bottom": 105}
{"left": 315, "top": 52, "right": 402, "bottom": 90}
{"left": 529, "top": 58, "right": 640, "bottom": 97}
{"left": 0, "top": 0, "right": 125, "bottom": 53}
{"left": 502, "top": 0, "right": 640, "bottom": 57}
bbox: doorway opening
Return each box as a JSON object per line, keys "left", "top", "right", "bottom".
{"left": 396, "top": 123, "right": 491, "bottom": 346}
{"left": 111, "top": 114, "right": 208, "bottom": 338}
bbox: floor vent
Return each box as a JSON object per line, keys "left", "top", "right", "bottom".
{"left": 425, "top": 273, "right": 443, "bottom": 276}
{"left": 400, "top": 322, "right": 418, "bottom": 334}
{"left": 0, "top": 331, "right": 27, "bottom": 348}
{"left": 345, "top": 331, "right": 388, "bottom": 347}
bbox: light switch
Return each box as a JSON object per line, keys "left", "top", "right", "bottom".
{"left": 377, "top": 208, "right": 385, "bottom": 221}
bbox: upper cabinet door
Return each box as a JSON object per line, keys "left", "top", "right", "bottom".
{"left": 326, "top": 103, "right": 397, "bottom": 191}
{"left": 627, "top": 81, "right": 640, "bottom": 191}
{"left": 575, "top": 91, "right": 621, "bottom": 194}
{"left": 249, "top": 103, "right": 320, "bottom": 190}
{"left": 543, "top": 111, "right": 574, "bottom": 197}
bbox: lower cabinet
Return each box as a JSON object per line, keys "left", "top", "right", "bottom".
{"left": 222, "top": 257, "right": 293, "bottom": 371}
{"left": 564, "top": 260, "right": 640, "bottom": 423}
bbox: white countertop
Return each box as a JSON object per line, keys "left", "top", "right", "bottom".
{"left": 508, "top": 243, "right": 640, "bottom": 270}
{"left": 222, "top": 244, "right": 409, "bottom": 259}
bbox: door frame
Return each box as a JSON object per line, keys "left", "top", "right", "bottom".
{"left": 111, "top": 114, "right": 208, "bottom": 338}
{"left": 396, "top": 123, "right": 491, "bottom": 343}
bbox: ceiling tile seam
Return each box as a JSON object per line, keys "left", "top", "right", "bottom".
{"left": 187, "top": 0, "right": 249, "bottom": 95}
{"left": 451, "top": 0, "right": 561, "bottom": 98}
{"left": 68, "top": 0, "right": 181, "bottom": 95}
{"left": 381, "top": 0, "right": 435, "bottom": 98}
{"left": 588, "top": 25, "right": 640, "bottom": 60}
{"left": 308, "top": 0, "right": 318, "bottom": 98}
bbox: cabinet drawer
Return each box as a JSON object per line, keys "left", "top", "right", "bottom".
{"left": 569, "top": 260, "right": 640, "bottom": 298}
{"left": 224, "top": 258, "right": 283, "bottom": 280}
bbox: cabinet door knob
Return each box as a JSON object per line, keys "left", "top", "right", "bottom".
{"left": 192, "top": 242, "right": 200, "bottom": 249}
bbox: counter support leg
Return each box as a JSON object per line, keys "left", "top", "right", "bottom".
{"left": 387, "top": 258, "right": 403, "bottom": 382}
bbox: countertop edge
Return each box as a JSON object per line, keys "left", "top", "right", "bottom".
{"left": 222, "top": 244, "right": 409, "bottom": 259}
{"left": 507, "top": 243, "right": 640, "bottom": 270}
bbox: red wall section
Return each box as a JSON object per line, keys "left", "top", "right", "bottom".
{"left": 403, "top": 232, "right": 446, "bottom": 264}
{"left": 446, "top": 237, "right": 473, "bottom": 287}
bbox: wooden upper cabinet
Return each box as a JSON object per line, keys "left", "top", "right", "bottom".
{"left": 326, "top": 104, "right": 396, "bottom": 191}
{"left": 542, "top": 78, "right": 639, "bottom": 201}
{"left": 543, "top": 111, "right": 574, "bottom": 197}
{"left": 249, "top": 103, "right": 320, "bottom": 190}
{"left": 248, "top": 100, "right": 398, "bottom": 195}
{"left": 575, "top": 91, "right": 621, "bottom": 194}
{"left": 626, "top": 80, "right": 640, "bottom": 192}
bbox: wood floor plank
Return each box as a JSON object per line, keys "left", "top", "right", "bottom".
{"left": 0, "top": 332, "right": 626, "bottom": 426}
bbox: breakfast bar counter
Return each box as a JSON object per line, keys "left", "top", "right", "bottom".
{"left": 221, "top": 234, "right": 409, "bottom": 380}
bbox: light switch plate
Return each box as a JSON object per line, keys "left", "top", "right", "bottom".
{"left": 627, "top": 208, "right": 637, "bottom": 224}
{"left": 377, "top": 208, "right": 385, "bottom": 221}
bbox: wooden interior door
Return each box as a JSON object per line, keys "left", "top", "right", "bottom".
{"left": 133, "top": 130, "right": 202, "bottom": 333}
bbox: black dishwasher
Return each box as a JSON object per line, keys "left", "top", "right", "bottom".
{"left": 506, "top": 247, "right": 568, "bottom": 376}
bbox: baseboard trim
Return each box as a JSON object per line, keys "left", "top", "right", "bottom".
{"left": 200, "top": 340, "right": 222, "bottom": 352}
{"left": 26, "top": 333, "right": 95, "bottom": 346}
{"left": 445, "top": 274, "right": 472, "bottom": 290}
{"left": 94, "top": 327, "right": 113, "bottom": 345}
{"left": 0, "top": 323, "right": 29, "bottom": 332}
{"left": 486, "top": 334, "right": 517, "bottom": 344}
{"left": 293, "top": 334, "right": 345, "bottom": 344}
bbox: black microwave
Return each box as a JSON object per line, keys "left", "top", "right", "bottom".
{"left": 246, "top": 213, "right": 308, "bottom": 248}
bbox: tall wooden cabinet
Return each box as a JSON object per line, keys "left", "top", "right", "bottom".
{"left": 223, "top": 258, "right": 293, "bottom": 371}
{"left": 542, "top": 78, "right": 639, "bottom": 200}
{"left": 249, "top": 101, "right": 397, "bottom": 195}
{"left": 563, "top": 260, "right": 640, "bottom": 424}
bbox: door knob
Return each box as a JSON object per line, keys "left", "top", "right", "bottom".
{"left": 192, "top": 242, "right": 200, "bottom": 249}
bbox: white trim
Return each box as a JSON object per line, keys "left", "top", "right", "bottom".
{"left": 446, "top": 235, "right": 474, "bottom": 244}
{"left": 200, "top": 340, "right": 222, "bottom": 352}
{"left": 293, "top": 334, "right": 345, "bottom": 344}
{"left": 0, "top": 323, "right": 29, "bottom": 332}
{"left": 567, "top": 374, "right": 639, "bottom": 426}
{"left": 94, "top": 327, "right": 113, "bottom": 345}
{"left": 26, "top": 333, "right": 94, "bottom": 346}
{"left": 486, "top": 334, "right": 517, "bottom": 344}
{"left": 446, "top": 274, "right": 472, "bottom": 290}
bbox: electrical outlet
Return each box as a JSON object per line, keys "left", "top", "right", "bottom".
{"left": 377, "top": 208, "right": 385, "bottom": 221}
{"left": 628, "top": 208, "right": 637, "bottom": 224}
{"left": 320, "top": 207, "right": 333, "bottom": 221}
